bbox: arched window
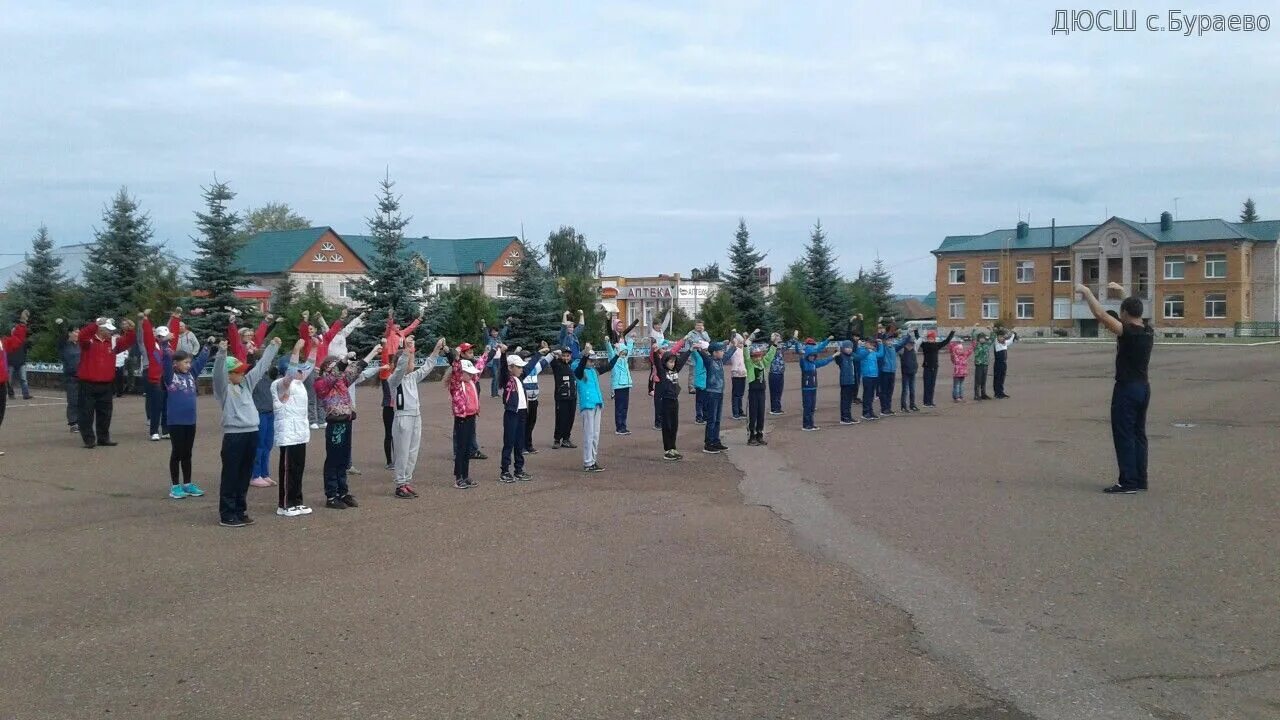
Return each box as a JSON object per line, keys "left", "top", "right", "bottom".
{"left": 321, "top": 242, "right": 336, "bottom": 252}
{"left": 313, "top": 253, "right": 328, "bottom": 262}
{"left": 331, "top": 253, "right": 344, "bottom": 263}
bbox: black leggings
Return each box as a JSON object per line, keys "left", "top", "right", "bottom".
{"left": 0, "top": 388, "right": 6, "bottom": 430}
{"left": 382, "top": 405, "right": 394, "bottom": 465}
{"left": 525, "top": 399, "right": 539, "bottom": 450}
{"left": 660, "top": 397, "right": 680, "bottom": 451}
{"left": 278, "top": 443, "right": 306, "bottom": 508}
{"left": 168, "top": 424, "right": 197, "bottom": 485}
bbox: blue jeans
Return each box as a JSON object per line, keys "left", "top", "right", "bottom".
{"left": 801, "top": 389, "right": 817, "bottom": 428}
{"left": 900, "top": 373, "right": 916, "bottom": 409}
{"left": 145, "top": 379, "right": 167, "bottom": 436}
{"left": 694, "top": 388, "right": 706, "bottom": 423}
{"left": 879, "top": 373, "right": 896, "bottom": 413}
{"left": 703, "top": 392, "right": 723, "bottom": 446}
{"left": 323, "top": 419, "right": 352, "bottom": 499}
{"left": 862, "top": 376, "right": 879, "bottom": 417}
{"left": 768, "top": 372, "right": 784, "bottom": 413}
{"left": 731, "top": 377, "right": 745, "bottom": 418}
{"left": 254, "top": 411, "right": 275, "bottom": 479}
{"left": 7, "top": 364, "right": 29, "bottom": 398}
{"left": 952, "top": 376, "right": 965, "bottom": 400}
{"left": 1111, "top": 381, "right": 1150, "bottom": 488}
{"left": 613, "top": 387, "right": 630, "bottom": 432}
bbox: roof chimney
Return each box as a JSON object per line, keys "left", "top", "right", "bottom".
{"left": 1160, "top": 211, "right": 1173, "bottom": 232}
{"left": 1015, "top": 221, "right": 1029, "bottom": 239}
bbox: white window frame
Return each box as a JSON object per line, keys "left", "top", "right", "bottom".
{"left": 312, "top": 253, "right": 328, "bottom": 263}
{"left": 1015, "top": 296, "right": 1034, "bottom": 320}
{"left": 981, "top": 262, "right": 999, "bottom": 284}
{"left": 338, "top": 282, "right": 351, "bottom": 298}
{"left": 306, "top": 281, "right": 322, "bottom": 293}
{"left": 1164, "top": 255, "right": 1185, "bottom": 280}
{"left": 981, "top": 297, "right": 999, "bottom": 320}
{"left": 1204, "top": 293, "right": 1227, "bottom": 319}
{"left": 1163, "top": 293, "right": 1184, "bottom": 319}
{"left": 1053, "top": 297, "right": 1071, "bottom": 320}
{"left": 948, "top": 296, "right": 965, "bottom": 320}
{"left": 1203, "top": 253, "right": 1227, "bottom": 279}
{"left": 320, "top": 241, "right": 336, "bottom": 252}
{"left": 1052, "top": 261, "right": 1071, "bottom": 282}
{"left": 948, "top": 263, "right": 966, "bottom": 285}
{"left": 496, "top": 281, "right": 512, "bottom": 298}
{"left": 1015, "top": 260, "right": 1035, "bottom": 283}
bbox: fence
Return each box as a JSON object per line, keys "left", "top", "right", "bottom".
{"left": 1235, "top": 322, "right": 1280, "bottom": 338}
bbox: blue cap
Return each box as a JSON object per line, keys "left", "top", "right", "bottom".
{"left": 708, "top": 341, "right": 725, "bottom": 353}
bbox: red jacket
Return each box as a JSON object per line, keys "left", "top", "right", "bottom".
{"left": 228, "top": 319, "right": 269, "bottom": 363}
{"left": 316, "top": 319, "right": 343, "bottom": 360}
{"left": 141, "top": 318, "right": 163, "bottom": 383}
{"left": 297, "top": 320, "right": 315, "bottom": 364}
{"left": 78, "top": 322, "right": 136, "bottom": 383}
{"left": 380, "top": 315, "right": 421, "bottom": 380}
{"left": 0, "top": 323, "right": 27, "bottom": 384}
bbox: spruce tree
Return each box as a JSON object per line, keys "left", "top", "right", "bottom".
{"left": 187, "top": 179, "right": 252, "bottom": 337}
{"left": 1, "top": 225, "right": 65, "bottom": 340}
{"left": 346, "top": 175, "right": 430, "bottom": 349}
{"left": 498, "top": 245, "right": 563, "bottom": 349}
{"left": 863, "top": 257, "right": 896, "bottom": 320}
{"left": 82, "top": 187, "right": 157, "bottom": 319}
{"left": 699, "top": 289, "right": 741, "bottom": 340}
{"left": 770, "top": 277, "right": 824, "bottom": 338}
{"left": 1241, "top": 198, "right": 1259, "bottom": 223}
{"left": 801, "top": 220, "right": 849, "bottom": 336}
{"left": 271, "top": 276, "right": 299, "bottom": 314}
{"left": 723, "top": 219, "right": 777, "bottom": 331}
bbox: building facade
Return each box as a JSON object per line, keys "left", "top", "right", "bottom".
{"left": 237, "top": 227, "right": 524, "bottom": 309}
{"left": 599, "top": 273, "right": 724, "bottom": 328}
{"left": 934, "top": 213, "right": 1280, "bottom": 337}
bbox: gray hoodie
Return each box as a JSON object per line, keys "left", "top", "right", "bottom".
{"left": 388, "top": 347, "right": 441, "bottom": 417}
{"left": 214, "top": 343, "right": 279, "bottom": 433}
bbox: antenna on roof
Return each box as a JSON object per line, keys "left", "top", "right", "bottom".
{"left": 1173, "top": 197, "right": 1180, "bottom": 218}
{"left": 520, "top": 221, "right": 525, "bottom": 242}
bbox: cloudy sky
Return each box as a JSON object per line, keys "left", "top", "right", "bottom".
{"left": 2, "top": 1, "right": 1278, "bottom": 293}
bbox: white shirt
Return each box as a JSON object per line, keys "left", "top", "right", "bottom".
{"left": 515, "top": 376, "right": 528, "bottom": 410}
{"left": 995, "top": 332, "right": 1018, "bottom": 352}
{"left": 115, "top": 350, "right": 128, "bottom": 369}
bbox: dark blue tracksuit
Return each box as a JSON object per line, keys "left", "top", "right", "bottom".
{"left": 798, "top": 347, "right": 836, "bottom": 429}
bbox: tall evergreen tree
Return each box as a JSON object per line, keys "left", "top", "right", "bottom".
{"left": 498, "top": 245, "right": 562, "bottom": 349}
{"left": 82, "top": 187, "right": 157, "bottom": 319}
{"left": 723, "top": 219, "right": 777, "bottom": 331}
{"left": 1, "top": 225, "right": 65, "bottom": 339}
{"left": 699, "top": 289, "right": 740, "bottom": 340}
{"left": 186, "top": 179, "right": 251, "bottom": 337}
{"left": 801, "top": 220, "right": 849, "bottom": 336}
{"left": 1240, "top": 198, "right": 1259, "bottom": 223}
{"left": 271, "top": 276, "right": 299, "bottom": 314}
{"left": 863, "top": 257, "right": 896, "bottom": 320}
{"left": 346, "top": 175, "right": 430, "bottom": 349}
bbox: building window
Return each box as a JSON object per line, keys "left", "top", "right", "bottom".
{"left": 1204, "top": 293, "right": 1227, "bottom": 319}
{"left": 339, "top": 282, "right": 351, "bottom": 298}
{"left": 1204, "top": 253, "right": 1227, "bottom": 279}
{"left": 331, "top": 253, "right": 344, "bottom": 263}
{"left": 1163, "top": 294, "right": 1184, "bottom": 319}
{"left": 1164, "top": 255, "right": 1185, "bottom": 280}
{"left": 1053, "top": 297, "right": 1071, "bottom": 320}
{"left": 1053, "top": 261, "right": 1071, "bottom": 282}
{"left": 948, "top": 263, "right": 966, "bottom": 284}
{"left": 981, "top": 297, "right": 999, "bottom": 320}
{"left": 1015, "top": 261, "right": 1035, "bottom": 283}
{"left": 321, "top": 242, "right": 336, "bottom": 252}
{"left": 1015, "top": 296, "right": 1034, "bottom": 320}
{"left": 496, "top": 281, "right": 512, "bottom": 298}
{"left": 981, "top": 262, "right": 999, "bottom": 284}
{"left": 306, "top": 281, "right": 322, "bottom": 293}
{"left": 948, "top": 296, "right": 965, "bottom": 319}
{"left": 312, "top": 253, "right": 328, "bottom": 263}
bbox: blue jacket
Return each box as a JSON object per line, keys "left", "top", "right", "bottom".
{"left": 799, "top": 349, "right": 836, "bottom": 390}
{"left": 558, "top": 324, "right": 584, "bottom": 361}
{"left": 692, "top": 350, "right": 707, "bottom": 390}
{"left": 856, "top": 344, "right": 884, "bottom": 379}
{"left": 832, "top": 341, "right": 860, "bottom": 386}
{"left": 574, "top": 352, "right": 619, "bottom": 410}
{"left": 878, "top": 334, "right": 912, "bottom": 373}
{"left": 606, "top": 340, "right": 635, "bottom": 389}
{"left": 162, "top": 344, "right": 211, "bottom": 426}
{"left": 696, "top": 345, "right": 736, "bottom": 394}
{"left": 769, "top": 339, "right": 800, "bottom": 375}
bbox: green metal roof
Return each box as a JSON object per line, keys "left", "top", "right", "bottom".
{"left": 936, "top": 217, "right": 1280, "bottom": 254}
{"left": 238, "top": 228, "right": 518, "bottom": 275}
{"left": 236, "top": 227, "right": 332, "bottom": 273}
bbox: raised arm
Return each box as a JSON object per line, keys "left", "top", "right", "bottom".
{"left": 245, "top": 339, "right": 281, "bottom": 387}
{"left": 574, "top": 347, "right": 590, "bottom": 379}
{"left": 213, "top": 343, "right": 229, "bottom": 402}
{"left": 254, "top": 319, "right": 271, "bottom": 347}
{"left": 160, "top": 344, "right": 175, "bottom": 386}
{"left": 228, "top": 318, "right": 246, "bottom": 361}
{"left": 167, "top": 311, "right": 181, "bottom": 350}
{"left": 1076, "top": 284, "right": 1123, "bottom": 336}
{"left": 340, "top": 312, "right": 365, "bottom": 339}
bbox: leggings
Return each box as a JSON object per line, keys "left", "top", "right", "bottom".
{"left": 660, "top": 397, "right": 680, "bottom": 451}
{"left": 382, "top": 405, "right": 394, "bottom": 465}
{"left": 278, "top": 443, "right": 306, "bottom": 508}
{"left": 525, "top": 398, "right": 539, "bottom": 450}
{"left": 168, "top": 424, "right": 196, "bottom": 485}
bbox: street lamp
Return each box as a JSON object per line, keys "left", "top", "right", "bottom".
{"left": 475, "top": 259, "right": 486, "bottom": 296}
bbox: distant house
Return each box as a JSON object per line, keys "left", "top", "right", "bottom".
{"left": 236, "top": 227, "right": 526, "bottom": 308}
{"left": 890, "top": 295, "right": 936, "bottom": 321}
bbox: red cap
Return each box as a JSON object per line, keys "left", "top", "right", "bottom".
{"left": 456, "top": 342, "right": 473, "bottom": 354}
{"left": 803, "top": 337, "right": 816, "bottom": 345}
{"left": 926, "top": 330, "right": 937, "bottom": 340}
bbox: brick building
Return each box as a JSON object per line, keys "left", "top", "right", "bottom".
{"left": 933, "top": 213, "right": 1280, "bottom": 337}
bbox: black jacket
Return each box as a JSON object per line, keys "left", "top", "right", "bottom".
{"left": 915, "top": 330, "right": 955, "bottom": 370}
{"left": 549, "top": 357, "right": 577, "bottom": 401}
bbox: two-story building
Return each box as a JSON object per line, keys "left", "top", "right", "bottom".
{"left": 237, "top": 227, "right": 526, "bottom": 308}
{"left": 934, "top": 212, "right": 1280, "bottom": 337}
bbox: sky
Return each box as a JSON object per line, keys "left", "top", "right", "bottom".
{"left": 1, "top": 1, "right": 1278, "bottom": 293}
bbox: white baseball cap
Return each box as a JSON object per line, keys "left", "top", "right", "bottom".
{"left": 155, "top": 325, "right": 172, "bottom": 339}
{"left": 98, "top": 318, "right": 117, "bottom": 332}
{"left": 460, "top": 359, "right": 481, "bottom": 375}
{"left": 506, "top": 354, "right": 527, "bottom": 367}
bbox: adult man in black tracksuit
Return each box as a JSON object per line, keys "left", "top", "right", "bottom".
{"left": 915, "top": 328, "right": 955, "bottom": 408}
{"left": 548, "top": 347, "right": 577, "bottom": 449}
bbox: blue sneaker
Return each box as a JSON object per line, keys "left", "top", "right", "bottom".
{"left": 168, "top": 486, "right": 187, "bottom": 500}
{"left": 182, "top": 483, "right": 205, "bottom": 497}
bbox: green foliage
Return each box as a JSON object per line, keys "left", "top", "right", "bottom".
{"left": 669, "top": 305, "right": 695, "bottom": 338}
{"left": 1240, "top": 197, "right": 1259, "bottom": 223}
{"left": 843, "top": 281, "right": 878, "bottom": 333}
{"left": 136, "top": 255, "right": 188, "bottom": 318}
{"left": 545, "top": 226, "right": 606, "bottom": 277}
{"left": 802, "top": 220, "right": 851, "bottom": 337}
{"left": 723, "top": 219, "right": 777, "bottom": 332}
{"left": 345, "top": 175, "right": 430, "bottom": 350}
{"left": 271, "top": 276, "right": 299, "bottom": 314}
{"left": 770, "top": 277, "right": 824, "bottom": 338}
{"left": 240, "top": 202, "right": 310, "bottom": 237}
{"left": 420, "top": 285, "right": 493, "bottom": 348}
{"left": 862, "top": 257, "right": 895, "bottom": 320}
{"left": 497, "top": 245, "right": 562, "bottom": 348}
{"left": 186, "top": 179, "right": 253, "bottom": 338}
{"left": 81, "top": 187, "right": 158, "bottom": 320}
{"left": 698, "top": 290, "right": 740, "bottom": 340}
{"left": 271, "top": 286, "right": 342, "bottom": 348}
{"left": 33, "top": 287, "right": 87, "bottom": 361}
{"left": 691, "top": 262, "right": 721, "bottom": 281}
{"left": 1, "top": 225, "right": 65, "bottom": 347}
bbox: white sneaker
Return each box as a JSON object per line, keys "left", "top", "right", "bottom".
{"left": 150, "top": 434, "right": 161, "bottom": 441}
{"left": 276, "top": 506, "right": 301, "bottom": 517}
{"left": 310, "top": 423, "right": 321, "bottom": 430}
{"left": 294, "top": 505, "right": 313, "bottom": 515}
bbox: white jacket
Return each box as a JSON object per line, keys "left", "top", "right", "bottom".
{"left": 326, "top": 315, "right": 363, "bottom": 360}
{"left": 272, "top": 376, "right": 311, "bottom": 447}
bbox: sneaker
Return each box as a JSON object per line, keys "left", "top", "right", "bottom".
{"left": 525, "top": 447, "right": 539, "bottom": 454}
{"left": 756, "top": 436, "right": 768, "bottom": 446}
{"left": 663, "top": 450, "right": 679, "bottom": 461}
{"left": 160, "top": 433, "right": 171, "bottom": 440}
{"left": 924, "top": 403, "right": 936, "bottom": 408}
{"left": 239, "top": 515, "right": 256, "bottom": 526}
{"left": 713, "top": 443, "right": 729, "bottom": 451}
{"left": 615, "top": 430, "right": 631, "bottom": 436}
{"left": 150, "top": 434, "right": 161, "bottom": 442}
{"left": 182, "top": 483, "right": 204, "bottom": 497}
{"left": 168, "top": 486, "right": 186, "bottom": 499}
{"left": 320, "top": 422, "right": 328, "bottom": 429}
{"left": 839, "top": 419, "right": 860, "bottom": 426}
{"left": 454, "top": 478, "right": 473, "bottom": 490}
{"left": 310, "top": 423, "right": 321, "bottom": 430}
{"left": 470, "top": 451, "right": 489, "bottom": 460}
{"left": 340, "top": 494, "right": 359, "bottom": 508}
{"left": 395, "top": 484, "right": 418, "bottom": 498}
{"left": 325, "top": 497, "right": 347, "bottom": 510}
{"left": 552, "top": 439, "right": 561, "bottom": 449}
{"left": 219, "top": 517, "right": 247, "bottom": 528}
{"left": 83, "top": 442, "right": 96, "bottom": 449}
{"left": 672, "top": 450, "right": 683, "bottom": 460}
{"left": 515, "top": 471, "right": 534, "bottom": 481}
{"left": 384, "top": 462, "right": 395, "bottom": 470}
{"left": 910, "top": 405, "right": 921, "bottom": 412}
{"left": 863, "top": 415, "right": 879, "bottom": 421}
{"left": 589, "top": 464, "right": 604, "bottom": 472}
{"left": 560, "top": 441, "right": 576, "bottom": 449}
{"left": 768, "top": 410, "right": 783, "bottom": 416}
{"left": 250, "top": 477, "right": 271, "bottom": 488}
{"left": 582, "top": 465, "right": 594, "bottom": 473}
{"left": 702, "top": 445, "right": 721, "bottom": 454}
{"left": 802, "top": 426, "right": 820, "bottom": 432}
{"left": 883, "top": 410, "right": 897, "bottom": 416}
{"left": 295, "top": 505, "right": 313, "bottom": 515}
{"left": 70, "top": 425, "right": 79, "bottom": 433}
{"left": 1102, "top": 484, "right": 1139, "bottom": 494}
{"left": 98, "top": 440, "right": 118, "bottom": 447}
{"left": 747, "top": 436, "right": 760, "bottom": 446}
{"left": 500, "top": 472, "right": 516, "bottom": 483}
{"left": 694, "top": 419, "right": 706, "bottom": 425}
{"left": 276, "top": 506, "right": 302, "bottom": 517}
{"left": 347, "top": 466, "right": 363, "bottom": 476}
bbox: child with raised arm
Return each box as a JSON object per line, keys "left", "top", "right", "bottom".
{"left": 606, "top": 332, "right": 636, "bottom": 435}
{"left": 856, "top": 336, "right": 886, "bottom": 421}
{"left": 558, "top": 309, "right": 586, "bottom": 361}
{"left": 522, "top": 342, "right": 553, "bottom": 453}
{"left": 767, "top": 331, "right": 801, "bottom": 415}
{"left": 798, "top": 336, "right": 836, "bottom": 431}
{"left": 993, "top": 328, "right": 1018, "bottom": 399}
{"left": 745, "top": 340, "right": 779, "bottom": 445}
{"left": 575, "top": 341, "right": 621, "bottom": 471}
{"left": 249, "top": 341, "right": 289, "bottom": 489}
{"left": 497, "top": 347, "right": 535, "bottom": 482}
{"left": 161, "top": 332, "right": 212, "bottom": 499}
{"left": 379, "top": 307, "right": 423, "bottom": 464}
{"left": 484, "top": 318, "right": 511, "bottom": 398}
{"left": 388, "top": 335, "right": 446, "bottom": 497}
{"left": 916, "top": 328, "right": 956, "bottom": 407}
{"left": 227, "top": 308, "right": 273, "bottom": 363}
{"left": 447, "top": 340, "right": 489, "bottom": 489}
{"left": 212, "top": 336, "right": 280, "bottom": 528}
{"left": 875, "top": 325, "right": 913, "bottom": 416}
{"left": 727, "top": 332, "right": 749, "bottom": 420}
{"left": 548, "top": 345, "right": 578, "bottom": 449}
{"left": 271, "top": 340, "right": 314, "bottom": 517}
{"left": 138, "top": 310, "right": 173, "bottom": 441}
{"left": 653, "top": 338, "right": 691, "bottom": 460}
{"left": 54, "top": 319, "right": 81, "bottom": 433}
{"left": 971, "top": 328, "right": 994, "bottom": 401}
{"left": 314, "top": 342, "right": 382, "bottom": 510}
{"left": 0, "top": 310, "right": 30, "bottom": 453}
{"left": 832, "top": 340, "right": 861, "bottom": 426}
{"left": 948, "top": 336, "right": 974, "bottom": 403}
{"left": 899, "top": 336, "right": 920, "bottom": 412}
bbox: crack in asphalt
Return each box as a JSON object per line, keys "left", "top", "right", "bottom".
{"left": 1114, "top": 661, "right": 1280, "bottom": 685}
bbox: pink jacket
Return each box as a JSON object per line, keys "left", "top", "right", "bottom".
{"left": 948, "top": 343, "right": 973, "bottom": 378}
{"left": 447, "top": 352, "right": 490, "bottom": 417}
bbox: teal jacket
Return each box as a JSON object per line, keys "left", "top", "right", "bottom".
{"left": 607, "top": 339, "right": 635, "bottom": 389}
{"left": 575, "top": 352, "right": 620, "bottom": 410}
